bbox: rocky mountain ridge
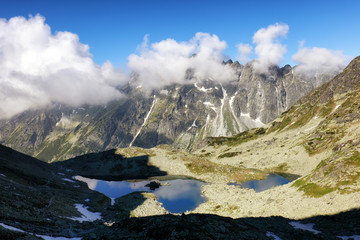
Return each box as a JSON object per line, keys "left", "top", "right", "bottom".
{"left": 0, "top": 61, "right": 338, "bottom": 162}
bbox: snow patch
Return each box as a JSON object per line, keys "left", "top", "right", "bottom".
{"left": 0, "top": 223, "right": 25, "bottom": 232}
{"left": 214, "top": 86, "right": 228, "bottom": 136}
{"left": 331, "top": 104, "right": 341, "bottom": 114}
{"left": 0, "top": 173, "right": 6, "bottom": 177}
{"left": 57, "top": 172, "right": 65, "bottom": 176}
{"left": 194, "top": 83, "right": 212, "bottom": 92}
{"left": 337, "top": 235, "right": 360, "bottom": 240}
{"left": 160, "top": 89, "right": 168, "bottom": 95}
{"left": 229, "top": 93, "right": 242, "bottom": 132}
{"left": 129, "top": 96, "right": 157, "bottom": 147}
{"left": 254, "top": 117, "right": 264, "bottom": 126}
{"left": 68, "top": 204, "right": 102, "bottom": 223}
{"left": 203, "top": 102, "right": 214, "bottom": 107}
{"left": 0, "top": 223, "right": 81, "bottom": 240}
{"left": 191, "top": 120, "right": 198, "bottom": 128}
{"left": 56, "top": 113, "right": 73, "bottom": 129}
{"left": 62, "top": 178, "right": 76, "bottom": 183}
{"left": 289, "top": 221, "right": 321, "bottom": 234}
{"left": 74, "top": 175, "right": 98, "bottom": 190}
{"left": 266, "top": 231, "right": 282, "bottom": 240}
{"left": 38, "top": 235, "right": 82, "bottom": 240}
{"left": 240, "top": 112, "right": 264, "bottom": 128}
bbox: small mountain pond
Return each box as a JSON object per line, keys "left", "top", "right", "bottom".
{"left": 229, "top": 173, "right": 293, "bottom": 192}
{"left": 75, "top": 176, "right": 206, "bottom": 214}
{"left": 75, "top": 173, "right": 297, "bottom": 213}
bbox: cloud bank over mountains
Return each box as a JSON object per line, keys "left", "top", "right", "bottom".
{"left": 128, "top": 32, "right": 236, "bottom": 90}
{"left": 0, "top": 15, "right": 126, "bottom": 119}
{"left": 0, "top": 15, "right": 350, "bottom": 119}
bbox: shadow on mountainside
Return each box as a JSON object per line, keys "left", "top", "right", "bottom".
{"left": 2, "top": 144, "right": 360, "bottom": 239}
{"left": 82, "top": 208, "right": 360, "bottom": 240}
{"left": 52, "top": 149, "right": 167, "bottom": 181}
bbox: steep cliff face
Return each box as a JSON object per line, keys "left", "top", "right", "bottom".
{"left": 0, "top": 61, "right": 337, "bottom": 161}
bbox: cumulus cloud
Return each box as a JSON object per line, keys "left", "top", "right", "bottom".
{"left": 252, "top": 23, "right": 289, "bottom": 73}
{"left": 0, "top": 15, "right": 127, "bottom": 119}
{"left": 127, "top": 32, "right": 236, "bottom": 90}
{"left": 292, "top": 46, "right": 349, "bottom": 74}
{"left": 236, "top": 43, "right": 252, "bottom": 64}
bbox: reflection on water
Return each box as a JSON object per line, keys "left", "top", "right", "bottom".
{"left": 230, "top": 174, "right": 291, "bottom": 192}
{"left": 75, "top": 176, "right": 206, "bottom": 213}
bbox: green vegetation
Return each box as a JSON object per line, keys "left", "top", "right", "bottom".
{"left": 209, "top": 127, "right": 267, "bottom": 147}
{"left": 293, "top": 154, "right": 360, "bottom": 197}
{"left": 218, "top": 151, "right": 241, "bottom": 159}
{"left": 184, "top": 155, "right": 265, "bottom": 182}
{"left": 293, "top": 179, "right": 335, "bottom": 198}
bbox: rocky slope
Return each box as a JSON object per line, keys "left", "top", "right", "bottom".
{"left": 1, "top": 56, "right": 360, "bottom": 238}
{"left": 0, "top": 61, "right": 337, "bottom": 162}
{"left": 1, "top": 144, "right": 360, "bottom": 239}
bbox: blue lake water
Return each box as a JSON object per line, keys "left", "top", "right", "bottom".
{"left": 75, "top": 176, "right": 206, "bottom": 213}
{"left": 230, "top": 174, "right": 291, "bottom": 192}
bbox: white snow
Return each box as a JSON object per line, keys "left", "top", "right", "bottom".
{"left": 240, "top": 112, "right": 250, "bottom": 118}
{"left": 160, "top": 89, "right": 168, "bottom": 95}
{"left": 229, "top": 93, "right": 242, "bottom": 132}
{"left": 203, "top": 114, "right": 210, "bottom": 135}
{"left": 240, "top": 112, "right": 264, "bottom": 128}
{"left": 214, "top": 86, "right": 228, "bottom": 137}
{"left": 254, "top": 117, "right": 264, "bottom": 126}
{"left": 57, "top": 172, "right": 65, "bottom": 176}
{"left": 68, "top": 204, "right": 102, "bottom": 223}
{"left": 37, "top": 235, "right": 82, "bottom": 240}
{"left": 0, "top": 223, "right": 25, "bottom": 232}
{"left": 84, "top": 199, "right": 90, "bottom": 202}
{"left": 194, "top": 83, "right": 212, "bottom": 92}
{"left": 0, "top": 223, "right": 82, "bottom": 240}
{"left": 0, "top": 173, "right": 6, "bottom": 177}
{"left": 62, "top": 178, "right": 76, "bottom": 183}
{"left": 203, "top": 101, "right": 214, "bottom": 107}
{"left": 129, "top": 96, "right": 157, "bottom": 147}
{"left": 266, "top": 231, "right": 282, "bottom": 240}
{"left": 289, "top": 221, "right": 321, "bottom": 234}
{"left": 191, "top": 120, "right": 198, "bottom": 128}
{"left": 337, "top": 235, "right": 360, "bottom": 240}
{"left": 56, "top": 113, "right": 73, "bottom": 129}
{"left": 331, "top": 104, "right": 341, "bottom": 114}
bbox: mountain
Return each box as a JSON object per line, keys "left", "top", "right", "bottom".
{"left": 1, "top": 57, "right": 360, "bottom": 238}
{"left": 2, "top": 145, "right": 360, "bottom": 239}
{"left": 193, "top": 56, "right": 360, "bottom": 199}
{"left": 0, "top": 61, "right": 338, "bottom": 162}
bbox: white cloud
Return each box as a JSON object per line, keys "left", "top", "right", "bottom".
{"left": 127, "top": 32, "right": 236, "bottom": 91}
{"left": 292, "top": 47, "right": 349, "bottom": 74}
{"left": 236, "top": 43, "right": 252, "bottom": 64}
{"left": 0, "top": 15, "right": 127, "bottom": 119}
{"left": 252, "top": 23, "right": 289, "bottom": 73}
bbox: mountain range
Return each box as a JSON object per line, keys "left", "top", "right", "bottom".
{"left": 0, "top": 60, "right": 338, "bottom": 162}
{"left": 0, "top": 56, "right": 360, "bottom": 239}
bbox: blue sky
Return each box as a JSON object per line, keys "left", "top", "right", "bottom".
{"left": 1, "top": 0, "right": 359, "bottom": 68}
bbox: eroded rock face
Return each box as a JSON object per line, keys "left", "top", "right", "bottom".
{"left": 0, "top": 61, "right": 337, "bottom": 161}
